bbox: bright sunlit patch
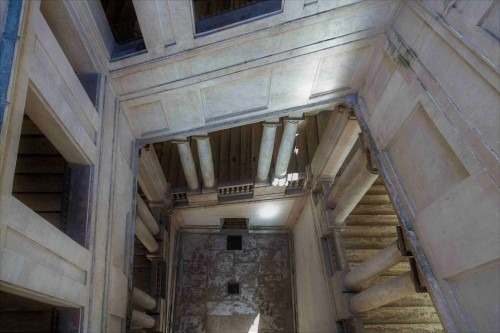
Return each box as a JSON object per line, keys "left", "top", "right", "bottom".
{"left": 257, "top": 203, "right": 280, "bottom": 220}
{"left": 248, "top": 313, "right": 260, "bottom": 333}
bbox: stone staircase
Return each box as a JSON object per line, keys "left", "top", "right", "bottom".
{"left": 342, "top": 178, "right": 444, "bottom": 333}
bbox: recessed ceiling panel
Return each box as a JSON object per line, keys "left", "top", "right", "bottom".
{"left": 161, "top": 89, "right": 205, "bottom": 132}
{"left": 202, "top": 73, "right": 271, "bottom": 123}
{"left": 269, "top": 59, "right": 320, "bottom": 109}
{"left": 310, "top": 46, "right": 369, "bottom": 98}
{"left": 128, "top": 101, "right": 169, "bottom": 136}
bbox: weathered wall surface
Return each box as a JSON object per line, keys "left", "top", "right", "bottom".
{"left": 293, "top": 199, "right": 336, "bottom": 333}
{"left": 0, "top": 2, "right": 137, "bottom": 332}
{"left": 174, "top": 233, "right": 294, "bottom": 333}
{"left": 359, "top": 1, "right": 499, "bottom": 331}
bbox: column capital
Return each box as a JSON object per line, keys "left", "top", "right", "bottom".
{"left": 344, "top": 94, "right": 357, "bottom": 107}
{"left": 192, "top": 135, "right": 210, "bottom": 140}
{"left": 263, "top": 121, "right": 281, "bottom": 127}
{"left": 172, "top": 138, "right": 190, "bottom": 144}
{"left": 284, "top": 115, "right": 303, "bottom": 123}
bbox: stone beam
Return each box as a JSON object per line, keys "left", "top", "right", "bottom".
{"left": 132, "top": 287, "right": 156, "bottom": 311}
{"left": 138, "top": 145, "right": 170, "bottom": 206}
{"left": 348, "top": 271, "right": 416, "bottom": 314}
{"left": 135, "top": 193, "right": 160, "bottom": 236}
{"left": 310, "top": 106, "right": 360, "bottom": 181}
{"left": 343, "top": 241, "right": 404, "bottom": 291}
{"left": 326, "top": 145, "right": 378, "bottom": 226}
{"left": 131, "top": 309, "right": 155, "bottom": 329}
{"left": 135, "top": 216, "right": 159, "bottom": 253}
{"left": 132, "top": 0, "right": 174, "bottom": 53}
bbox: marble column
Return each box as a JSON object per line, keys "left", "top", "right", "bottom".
{"left": 343, "top": 241, "right": 403, "bottom": 291}
{"left": 135, "top": 216, "right": 159, "bottom": 253}
{"left": 327, "top": 147, "right": 378, "bottom": 225}
{"left": 349, "top": 272, "right": 415, "bottom": 314}
{"left": 274, "top": 118, "right": 301, "bottom": 180}
{"left": 131, "top": 309, "right": 155, "bottom": 328}
{"left": 194, "top": 135, "right": 215, "bottom": 189}
{"left": 175, "top": 139, "right": 199, "bottom": 191}
{"left": 256, "top": 122, "right": 279, "bottom": 182}
{"left": 132, "top": 287, "right": 156, "bottom": 310}
{"left": 136, "top": 193, "right": 160, "bottom": 236}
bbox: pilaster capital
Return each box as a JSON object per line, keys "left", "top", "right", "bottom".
{"left": 172, "top": 137, "right": 190, "bottom": 144}
{"left": 284, "top": 115, "right": 303, "bottom": 124}
{"left": 263, "top": 121, "right": 281, "bottom": 128}
{"left": 192, "top": 134, "right": 210, "bottom": 141}
{"left": 344, "top": 94, "right": 357, "bottom": 107}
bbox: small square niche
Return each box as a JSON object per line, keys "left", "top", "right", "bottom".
{"left": 227, "top": 235, "right": 242, "bottom": 250}
{"left": 227, "top": 282, "right": 240, "bottom": 295}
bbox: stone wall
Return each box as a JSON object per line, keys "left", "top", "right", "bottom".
{"left": 174, "top": 233, "right": 294, "bottom": 333}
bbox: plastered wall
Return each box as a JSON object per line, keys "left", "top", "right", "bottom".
{"left": 359, "top": 1, "right": 499, "bottom": 331}
{"left": 293, "top": 199, "right": 336, "bottom": 333}
{"left": 0, "top": 2, "right": 138, "bottom": 332}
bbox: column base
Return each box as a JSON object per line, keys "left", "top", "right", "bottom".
{"left": 325, "top": 208, "right": 346, "bottom": 229}
{"left": 331, "top": 271, "right": 364, "bottom": 321}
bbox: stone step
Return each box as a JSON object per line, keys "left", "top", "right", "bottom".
{"left": 345, "top": 215, "right": 399, "bottom": 226}
{"left": 363, "top": 306, "right": 442, "bottom": 324}
{"left": 343, "top": 236, "right": 397, "bottom": 249}
{"left": 364, "top": 323, "right": 444, "bottom": 333}
{"left": 359, "top": 195, "right": 391, "bottom": 205}
{"left": 342, "top": 225, "right": 397, "bottom": 237}
{"left": 366, "top": 185, "right": 387, "bottom": 195}
{"left": 351, "top": 204, "right": 395, "bottom": 215}
{"left": 349, "top": 262, "right": 411, "bottom": 277}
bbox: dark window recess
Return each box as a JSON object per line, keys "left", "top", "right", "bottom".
{"left": 193, "top": 0, "right": 282, "bottom": 34}
{"left": 100, "top": 0, "right": 145, "bottom": 47}
{"left": 12, "top": 115, "right": 91, "bottom": 248}
{"left": 222, "top": 218, "right": 247, "bottom": 230}
{"left": 321, "top": 237, "right": 334, "bottom": 278}
{"left": 227, "top": 282, "right": 240, "bottom": 295}
{"left": 227, "top": 235, "right": 242, "bottom": 250}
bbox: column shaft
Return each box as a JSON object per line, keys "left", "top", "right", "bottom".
{"left": 330, "top": 166, "right": 378, "bottom": 224}
{"left": 176, "top": 140, "right": 199, "bottom": 190}
{"left": 274, "top": 119, "right": 300, "bottom": 179}
{"left": 135, "top": 216, "right": 159, "bottom": 253}
{"left": 256, "top": 123, "right": 278, "bottom": 182}
{"left": 327, "top": 149, "right": 365, "bottom": 206}
{"left": 195, "top": 136, "right": 215, "bottom": 188}
{"left": 138, "top": 146, "right": 169, "bottom": 205}
{"left": 136, "top": 193, "right": 160, "bottom": 236}
{"left": 344, "top": 241, "right": 403, "bottom": 291}
{"left": 132, "top": 287, "right": 156, "bottom": 310}
{"left": 349, "top": 272, "right": 415, "bottom": 314}
{"left": 131, "top": 309, "right": 155, "bottom": 328}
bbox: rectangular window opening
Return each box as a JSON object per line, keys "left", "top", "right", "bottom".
{"left": 0, "top": 291, "right": 81, "bottom": 333}
{"left": 321, "top": 237, "right": 334, "bottom": 278}
{"left": 227, "top": 281, "right": 240, "bottom": 295}
{"left": 100, "top": 0, "right": 146, "bottom": 57}
{"left": 193, "top": 0, "right": 283, "bottom": 34}
{"left": 222, "top": 218, "right": 248, "bottom": 230}
{"left": 12, "top": 112, "right": 92, "bottom": 248}
{"left": 227, "top": 235, "right": 242, "bottom": 250}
